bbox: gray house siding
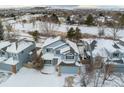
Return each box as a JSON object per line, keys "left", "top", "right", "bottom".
{"left": 0, "top": 63, "right": 12, "bottom": 71}
{"left": 17, "top": 43, "right": 35, "bottom": 69}
{"left": 0, "top": 62, "right": 22, "bottom": 72}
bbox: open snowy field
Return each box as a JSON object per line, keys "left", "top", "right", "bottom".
{"left": 4, "top": 18, "right": 124, "bottom": 38}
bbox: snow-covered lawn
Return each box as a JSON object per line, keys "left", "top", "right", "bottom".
{"left": 0, "top": 66, "right": 79, "bottom": 87}
{"left": 0, "top": 70, "right": 12, "bottom": 84}
{"left": 0, "top": 66, "right": 124, "bottom": 87}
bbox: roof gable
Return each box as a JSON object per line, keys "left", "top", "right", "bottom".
{"left": 0, "top": 41, "right": 11, "bottom": 50}
{"left": 42, "top": 36, "right": 61, "bottom": 47}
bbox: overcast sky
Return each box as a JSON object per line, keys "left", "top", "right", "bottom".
{"left": 0, "top": 5, "right": 124, "bottom": 9}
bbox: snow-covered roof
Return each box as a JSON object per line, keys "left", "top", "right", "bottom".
{"left": 57, "top": 60, "right": 81, "bottom": 66}
{"left": 6, "top": 40, "right": 34, "bottom": 53}
{"left": 60, "top": 46, "right": 70, "bottom": 53}
{"left": 4, "top": 57, "right": 19, "bottom": 65}
{"left": 66, "top": 40, "right": 79, "bottom": 54}
{"left": 120, "top": 38, "right": 124, "bottom": 42}
{"left": 42, "top": 36, "right": 61, "bottom": 47}
{"left": 53, "top": 43, "right": 66, "bottom": 49}
{"left": 94, "top": 39, "right": 116, "bottom": 53}
{"left": 82, "top": 38, "right": 124, "bottom": 58}
{"left": 0, "top": 41, "right": 11, "bottom": 50}
{"left": 0, "top": 57, "right": 7, "bottom": 63}
{"left": 92, "top": 47, "right": 108, "bottom": 58}
{"left": 43, "top": 36, "right": 79, "bottom": 54}
{"left": 97, "top": 16, "right": 105, "bottom": 23}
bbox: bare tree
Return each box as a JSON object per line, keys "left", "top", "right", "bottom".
{"left": 80, "top": 55, "right": 117, "bottom": 87}
{"left": 33, "top": 49, "right": 44, "bottom": 70}
{"left": 40, "top": 21, "right": 59, "bottom": 35}
{"left": 80, "top": 66, "right": 93, "bottom": 87}
{"left": 110, "top": 21, "right": 120, "bottom": 40}
{"left": 0, "top": 19, "right": 4, "bottom": 40}
{"left": 5, "top": 24, "right": 13, "bottom": 40}
{"left": 97, "top": 24, "right": 105, "bottom": 38}
{"left": 64, "top": 76, "right": 75, "bottom": 87}
{"left": 96, "top": 18, "right": 105, "bottom": 38}
{"left": 39, "top": 16, "right": 59, "bottom": 36}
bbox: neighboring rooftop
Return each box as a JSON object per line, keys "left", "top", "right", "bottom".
{"left": 6, "top": 40, "right": 34, "bottom": 53}
{"left": 82, "top": 38, "right": 124, "bottom": 57}
{"left": 66, "top": 40, "right": 79, "bottom": 54}
{"left": 0, "top": 41, "right": 11, "bottom": 50}
{"left": 43, "top": 36, "right": 79, "bottom": 54}
{"left": 42, "top": 36, "right": 61, "bottom": 47}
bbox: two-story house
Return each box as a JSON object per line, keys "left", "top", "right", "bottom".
{"left": 81, "top": 38, "right": 124, "bottom": 64}
{"left": 42, "top": 36, "right": 81, "bottom": 74}
{"left": 0, "top": 39, "right": 36, "bottom": 73}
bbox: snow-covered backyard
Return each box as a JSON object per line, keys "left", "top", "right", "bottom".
{"left": 0, "top": 65, "right": 124, "bottom": 87}
{"left": 0, "top": 70, "right": 12, "bottom": 84}
{"left": 0, "top": 66, "right": 79, "bottom": 87}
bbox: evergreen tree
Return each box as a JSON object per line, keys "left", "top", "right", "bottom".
{"left": 67, "top": 27, "right": 82, "bottom": 41}
{"left": 75, "top": 27, "right": 82, "bottom": 42}
{"left": 85, "top": 14, "right": 94, "bottom": 26}
{"left": 119, "top": 14, "right": 124, "bottom": 28}
{"left": 67, "top": 27, "right": 75, "bottom": 40}
{"left": 0, "top": 20, "right": 4, "bottom": 40}
{"left": 66, "top": 16, "right": 71, "bottom": 24}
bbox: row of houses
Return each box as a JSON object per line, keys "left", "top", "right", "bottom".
{"left": 1, "top": 36, "right": 124, "bottom": 74}
{"left": 42, "top": 36, "right": 124, "bottom": 74}
{"left": 0, "top": 37, "right": 81, "bottom": 74}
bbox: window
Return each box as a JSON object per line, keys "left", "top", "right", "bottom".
{"left": 21, "top": 51, "right": 24, "bottom": 54}
{"left": 113, "top": 53, "right": 119, "bottom": 58}
{"left": 2, "top": 52, "right": 5, "bottom": 55}
{"left": 44, "top": 60, "right": 51, "bottom": 64}
{"left": 66, "top": 55, "right": 74, "bottom": 59}
{"left": 46, "top": 48, "right": 51, "bottom": 52}
{"left": 56, "top": 50, "right": 60, "bottom": 54}
{"left": 13, "top": 54, "right": 18, "bottom": 60}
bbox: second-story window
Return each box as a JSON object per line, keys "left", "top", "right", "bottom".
{"left": 56, "top": 50, "right": 60, "bottom": 54}
{"left": 66, "top": 55, "right": 74, "bottom": 59}
{"left": 113, "top": 53, "right": 119, "bottom": 58}
{"left": 11, "top": 53, "right": 18, "bottom": 60}
{"left": 46, "top": 48, "right": 51, "bottom": 52}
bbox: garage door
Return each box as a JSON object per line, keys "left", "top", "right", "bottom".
{"left": 60, "top": 66, "right": 79, "bottom": 74}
